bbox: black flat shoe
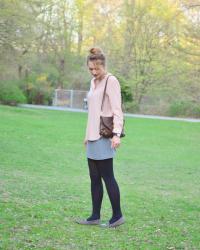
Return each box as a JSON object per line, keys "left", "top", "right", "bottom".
{"left": 100, "top": 216, "right": 125, "bottom": 228}
{"left": 109, "top": 216, "right": 125, "bottom": 228}
{"left": 75, "top": 218, "right": 100, "bottom": 225}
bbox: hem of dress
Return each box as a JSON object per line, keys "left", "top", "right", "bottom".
{"left": 87, "top": 155, "right": 115, "bottom": 160}
{"left": 86, "top": 135, "right": 102, "bottom": 142}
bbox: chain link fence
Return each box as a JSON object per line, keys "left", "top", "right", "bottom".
{"left": 52, "top": 89, "right": 88, "bottom": 109}
{"left": 52, "top": 89, "right": 169, "bottom": 115}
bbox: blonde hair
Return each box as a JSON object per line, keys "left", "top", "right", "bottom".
{"left": 87, "top": 47, "right": 106, "bottom": 66}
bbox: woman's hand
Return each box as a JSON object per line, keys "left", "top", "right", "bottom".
{"left": 111, "top": 135, "right": 120, "bottom": 149}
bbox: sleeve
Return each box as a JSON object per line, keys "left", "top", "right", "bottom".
{"left": 84, "top": 83, "right": 92, "bottom": 140}
{"left": 106, "top": 75, "right": 124, "bottom": 134}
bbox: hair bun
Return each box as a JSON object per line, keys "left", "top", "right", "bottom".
{"left": 89, "top": 47, "right": 103, "bottom": 55}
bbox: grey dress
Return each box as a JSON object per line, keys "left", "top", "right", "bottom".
{"left": 86, "top": 136, "right": 116, "bottom": 160}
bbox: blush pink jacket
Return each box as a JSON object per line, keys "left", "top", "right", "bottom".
{"left": 85, "top": 73, "right": 124, "bottom": 141}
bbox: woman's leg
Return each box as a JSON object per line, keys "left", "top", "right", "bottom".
{"left": 97, "top": 158, "right": 123, "bottom": 224}
{"left": 87, "top": 158, "right": 104, "bottom": 221}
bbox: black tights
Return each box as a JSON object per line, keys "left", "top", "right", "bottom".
{"left": 87, "top": 158, "right": 122, "bottom": 224}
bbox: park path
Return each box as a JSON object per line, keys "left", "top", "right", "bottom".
{"left": 18, "top": 104, "right": 200, "bottom": 123}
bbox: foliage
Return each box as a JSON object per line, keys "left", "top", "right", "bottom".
{"left": 124, "top": 101, "right": 140, "bottom": 113}
{"left": 0, "top": 0, "right": 200, "bottom": 117}
{"left": 0, "top": 80, "right": 27, "bottom": 105}
{"left": 21, "top": 73, "right": 54, "bottom": 105}
{"left": 168, "top": 100, "right": 200, "bottom": 118}
{"left": 117, "top": 75, "right": 133, "bottom": 103}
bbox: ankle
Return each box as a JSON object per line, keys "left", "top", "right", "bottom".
{"left": 87, "top": 214, "right": 100, "bottom": 221}
{"left": 109, "top": 214, "right": 122, "bottom": 224}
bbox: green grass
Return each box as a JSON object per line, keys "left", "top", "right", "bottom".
{"left": 0, "top": 104, "right": 200, "bottom": 250}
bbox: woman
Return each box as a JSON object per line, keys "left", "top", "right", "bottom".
{"left": 76, "top": 47, "right": 125, "bottom": 228}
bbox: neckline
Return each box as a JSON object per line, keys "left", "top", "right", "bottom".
{"left": 92, "top": 73, "right": 110, "bottom": 89}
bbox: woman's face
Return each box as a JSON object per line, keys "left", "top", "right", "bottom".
{"left": 88, "top": 60, "right": 106, "bottom": 80}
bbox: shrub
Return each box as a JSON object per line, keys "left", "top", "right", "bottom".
{"left": 191, "top": 105, "right": 200, "bottom": 118}
{"left": 116, "top": 75, "right": 133, "bottom": 102}
{"left": 124, "top": 101, "right": 140, "bottom": 113}
{"left": 0, "top": 80, "right": 27, "bottom": 106}
{"left": 22, "top": 73, "right": 54, "bottom": 105}
{"left": 168, "top": 101, "right": 200, "bottom": 118}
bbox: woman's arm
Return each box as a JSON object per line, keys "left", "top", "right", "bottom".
{"left": 106, "top": 75, "right": 124, "bottom": 135}
{"left": 106, "top": 76, "right": 124, "bottom": 149}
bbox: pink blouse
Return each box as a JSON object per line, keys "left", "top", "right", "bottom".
{"left": 85, "top": 73, "right": 124, "bottom": 141}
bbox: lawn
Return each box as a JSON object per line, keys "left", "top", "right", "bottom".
{"left": 0, "top": 104, "right": 200, "bottom": 250}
